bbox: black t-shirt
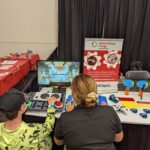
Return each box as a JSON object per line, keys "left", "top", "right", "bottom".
{"left": 54, "top": 105, "right": 122, "bottom": 150}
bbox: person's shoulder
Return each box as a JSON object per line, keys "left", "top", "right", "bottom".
{"left": 60, "top": 108, "right": 78, "bottom": 119}
{"left": 61, "top": 110, "right": 74, "bottom": 117}
{"left": 97, "top": 105, "right": 113, "bottom": 110}
{"left": 97, "top": 105, "right": 115, "bottom": 113}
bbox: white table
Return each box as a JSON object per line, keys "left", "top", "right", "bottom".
{"left": 102, "top": 91, "right": 150, "bottom": 125}
{"left": 25, "top": 88, "right": 150, "bottom": 125}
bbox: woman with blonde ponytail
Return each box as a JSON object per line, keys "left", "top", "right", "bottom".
{"left": 54, "top": 74, "right": 123, "bottom": 150}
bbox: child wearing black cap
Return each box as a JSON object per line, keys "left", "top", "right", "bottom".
{"left": 0, "top": 88, "right": 57, "bottom": 150}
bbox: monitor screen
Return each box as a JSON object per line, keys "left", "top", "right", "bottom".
{"left": 37, "top": 61, "right": 80, "bottom": 86}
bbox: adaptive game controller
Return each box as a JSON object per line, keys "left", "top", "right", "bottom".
{"left": 29, "top": 92, "right": 63, "bottom": 112}
{"left": 33, "top": 92, "right": 62, "bottom": 101}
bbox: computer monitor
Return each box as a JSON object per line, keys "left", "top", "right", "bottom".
{"left": 37, "top": 61, "right": 80, "bottom": 86}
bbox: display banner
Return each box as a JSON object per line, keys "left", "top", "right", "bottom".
{"left": 83, "top": 38, "right": 123, "bottom": 93}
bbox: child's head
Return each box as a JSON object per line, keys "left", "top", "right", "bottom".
{"left": 71, "top": 74, "right": 97, "bottom": 107}
{"left": 0, "top": 88, "right": 28, "bottom": 120}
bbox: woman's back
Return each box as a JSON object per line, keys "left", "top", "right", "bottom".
{"left": 55, "top": 105, "right": 121, "bottom": 150}
{"left": 54, "top": 74, "right": 123, "bottom": 150}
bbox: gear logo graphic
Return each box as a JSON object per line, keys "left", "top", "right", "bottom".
{"left": 91, "top": 42, "right": 97, "bottom": 47}
{"left": 84, "top": 52, "right": 101, "bottom": 70}
{"left": 103, "top": 50, "right": 121, "bottom": 68}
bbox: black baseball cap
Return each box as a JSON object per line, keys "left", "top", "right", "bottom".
{"left": 0, "top": 88, "right": 26, "bottom": 111}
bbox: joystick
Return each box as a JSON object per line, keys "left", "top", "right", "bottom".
{"left": 137, "top": 80, "right": 148, "bottom": 99}
{"left": 123, "top": 79, "right": 134, "bottom": 95}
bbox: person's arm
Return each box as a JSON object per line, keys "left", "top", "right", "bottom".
{"left": 54, "top": 136, "right": 64, "bottom": 146}
{"left": 25, "top": 97, "right": 57, "bottom": 142}
{"left": 23, "top": 109, "right": 55, "bottom": 145}
{"left": 54, "top": 114, "right": 65, "bottom": 146}
{"left": 66, "top": 102, "right": 74, "bottom": 112}
{"left": 38, "top": 97, "right": 57, "bottom": 138}
{"left": 114, "top": 131, "right": 123, "bottom": 142}
{"left": 110, "top": 107, "right": 124, "bottom": 142}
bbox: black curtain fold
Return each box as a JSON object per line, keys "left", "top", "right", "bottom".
{"left": 103, "top": 0, "right": 150, "bottom": 73}
{"left": 103, "top": 0, "right": 129, "bottom": 38}
{"left": 58, "top": 0, "right": 104, "bottom": 62}
{"left": 120, "top": 0, "right": 149, "bottom": 72}
{"left": 58, "top": 0, "right": 150, "bottom": 73}
{"left": 138, "top": 0, "right": 150, "bottom": 71}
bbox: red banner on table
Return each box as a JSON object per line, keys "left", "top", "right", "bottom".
{"left": 83, "top": 38, "right": 123, "bottom": 93}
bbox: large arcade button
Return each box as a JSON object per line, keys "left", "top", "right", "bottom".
{"left": 40, "top": 93, "right": 49, "bottom": 99}
{"left": 51, "top": 93, "right": 60, "bottom": 99}
{"left": 55, "top": 101, "right": 63, "bottom": 109}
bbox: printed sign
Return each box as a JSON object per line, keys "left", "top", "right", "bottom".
{"left": 83, "top": 38, "right": 123, "bottom": 93}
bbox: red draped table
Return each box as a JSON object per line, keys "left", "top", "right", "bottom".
{"left": 0, "top": 53, "right": 40, "bottom": 70}
{"left": 0, "top": 60, "right": 30, "bottom": 96}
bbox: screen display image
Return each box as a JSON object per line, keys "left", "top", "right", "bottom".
{"left": 38, "top": 61, "right": 80, "bottom": 86}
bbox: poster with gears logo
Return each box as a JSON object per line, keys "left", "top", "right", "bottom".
{"left": 83, "top": 38, "right": 123, "bottom": 93}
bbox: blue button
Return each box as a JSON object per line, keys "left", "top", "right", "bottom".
{"left": 139, "top": 113, "right": 147, "bottom": 118}
{"left": 130, "top": 109, "right": 138, "bottom": 113}
{"left": 143, "top": 109, "right": 150, "bottom": 114}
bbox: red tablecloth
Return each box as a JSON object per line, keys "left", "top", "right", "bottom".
{"left": 0, "top": 53, "right": 40, "bottom": 70}
{"left": 0, "top": 60, "right": 30, "bottom": 96}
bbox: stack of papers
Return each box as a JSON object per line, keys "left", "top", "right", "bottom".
{"left": 1, "top": 60, "right": 17, "bottom": 65}
{"left": 0, "top": 65, "right": 13, "bottom": 70}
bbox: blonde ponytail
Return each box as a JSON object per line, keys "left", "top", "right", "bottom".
{"left": 85, "top": 92, "right": 97, "bottom": 107}
{"left": 71, "top": 74, "right": 97, "bottom": 107}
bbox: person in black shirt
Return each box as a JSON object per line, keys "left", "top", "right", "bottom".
{"left": 54, "top": 74, "right": 123, "bottom": 150}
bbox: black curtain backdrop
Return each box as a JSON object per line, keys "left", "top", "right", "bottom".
{"left": 58, "top": 0, "right": 104, "bottom": 64}
{"left": 58, "top": 0, "right": 150, "bottom": 73}
{"left": 103, "top": 0, "right": 150, "bottom": 73}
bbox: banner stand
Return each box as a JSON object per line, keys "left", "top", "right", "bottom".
{"left": 83, "top": 38, "right": 123, "bottom": 93}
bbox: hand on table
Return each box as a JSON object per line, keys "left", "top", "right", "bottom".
{"left": 47, "top": 96, "right": 58, "bottom": 105}
{"left": 66, "top": 102, "right": 74, "bottom": 112}
{"left": 101, "top": 101, "right": 107, "bottom": 106}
